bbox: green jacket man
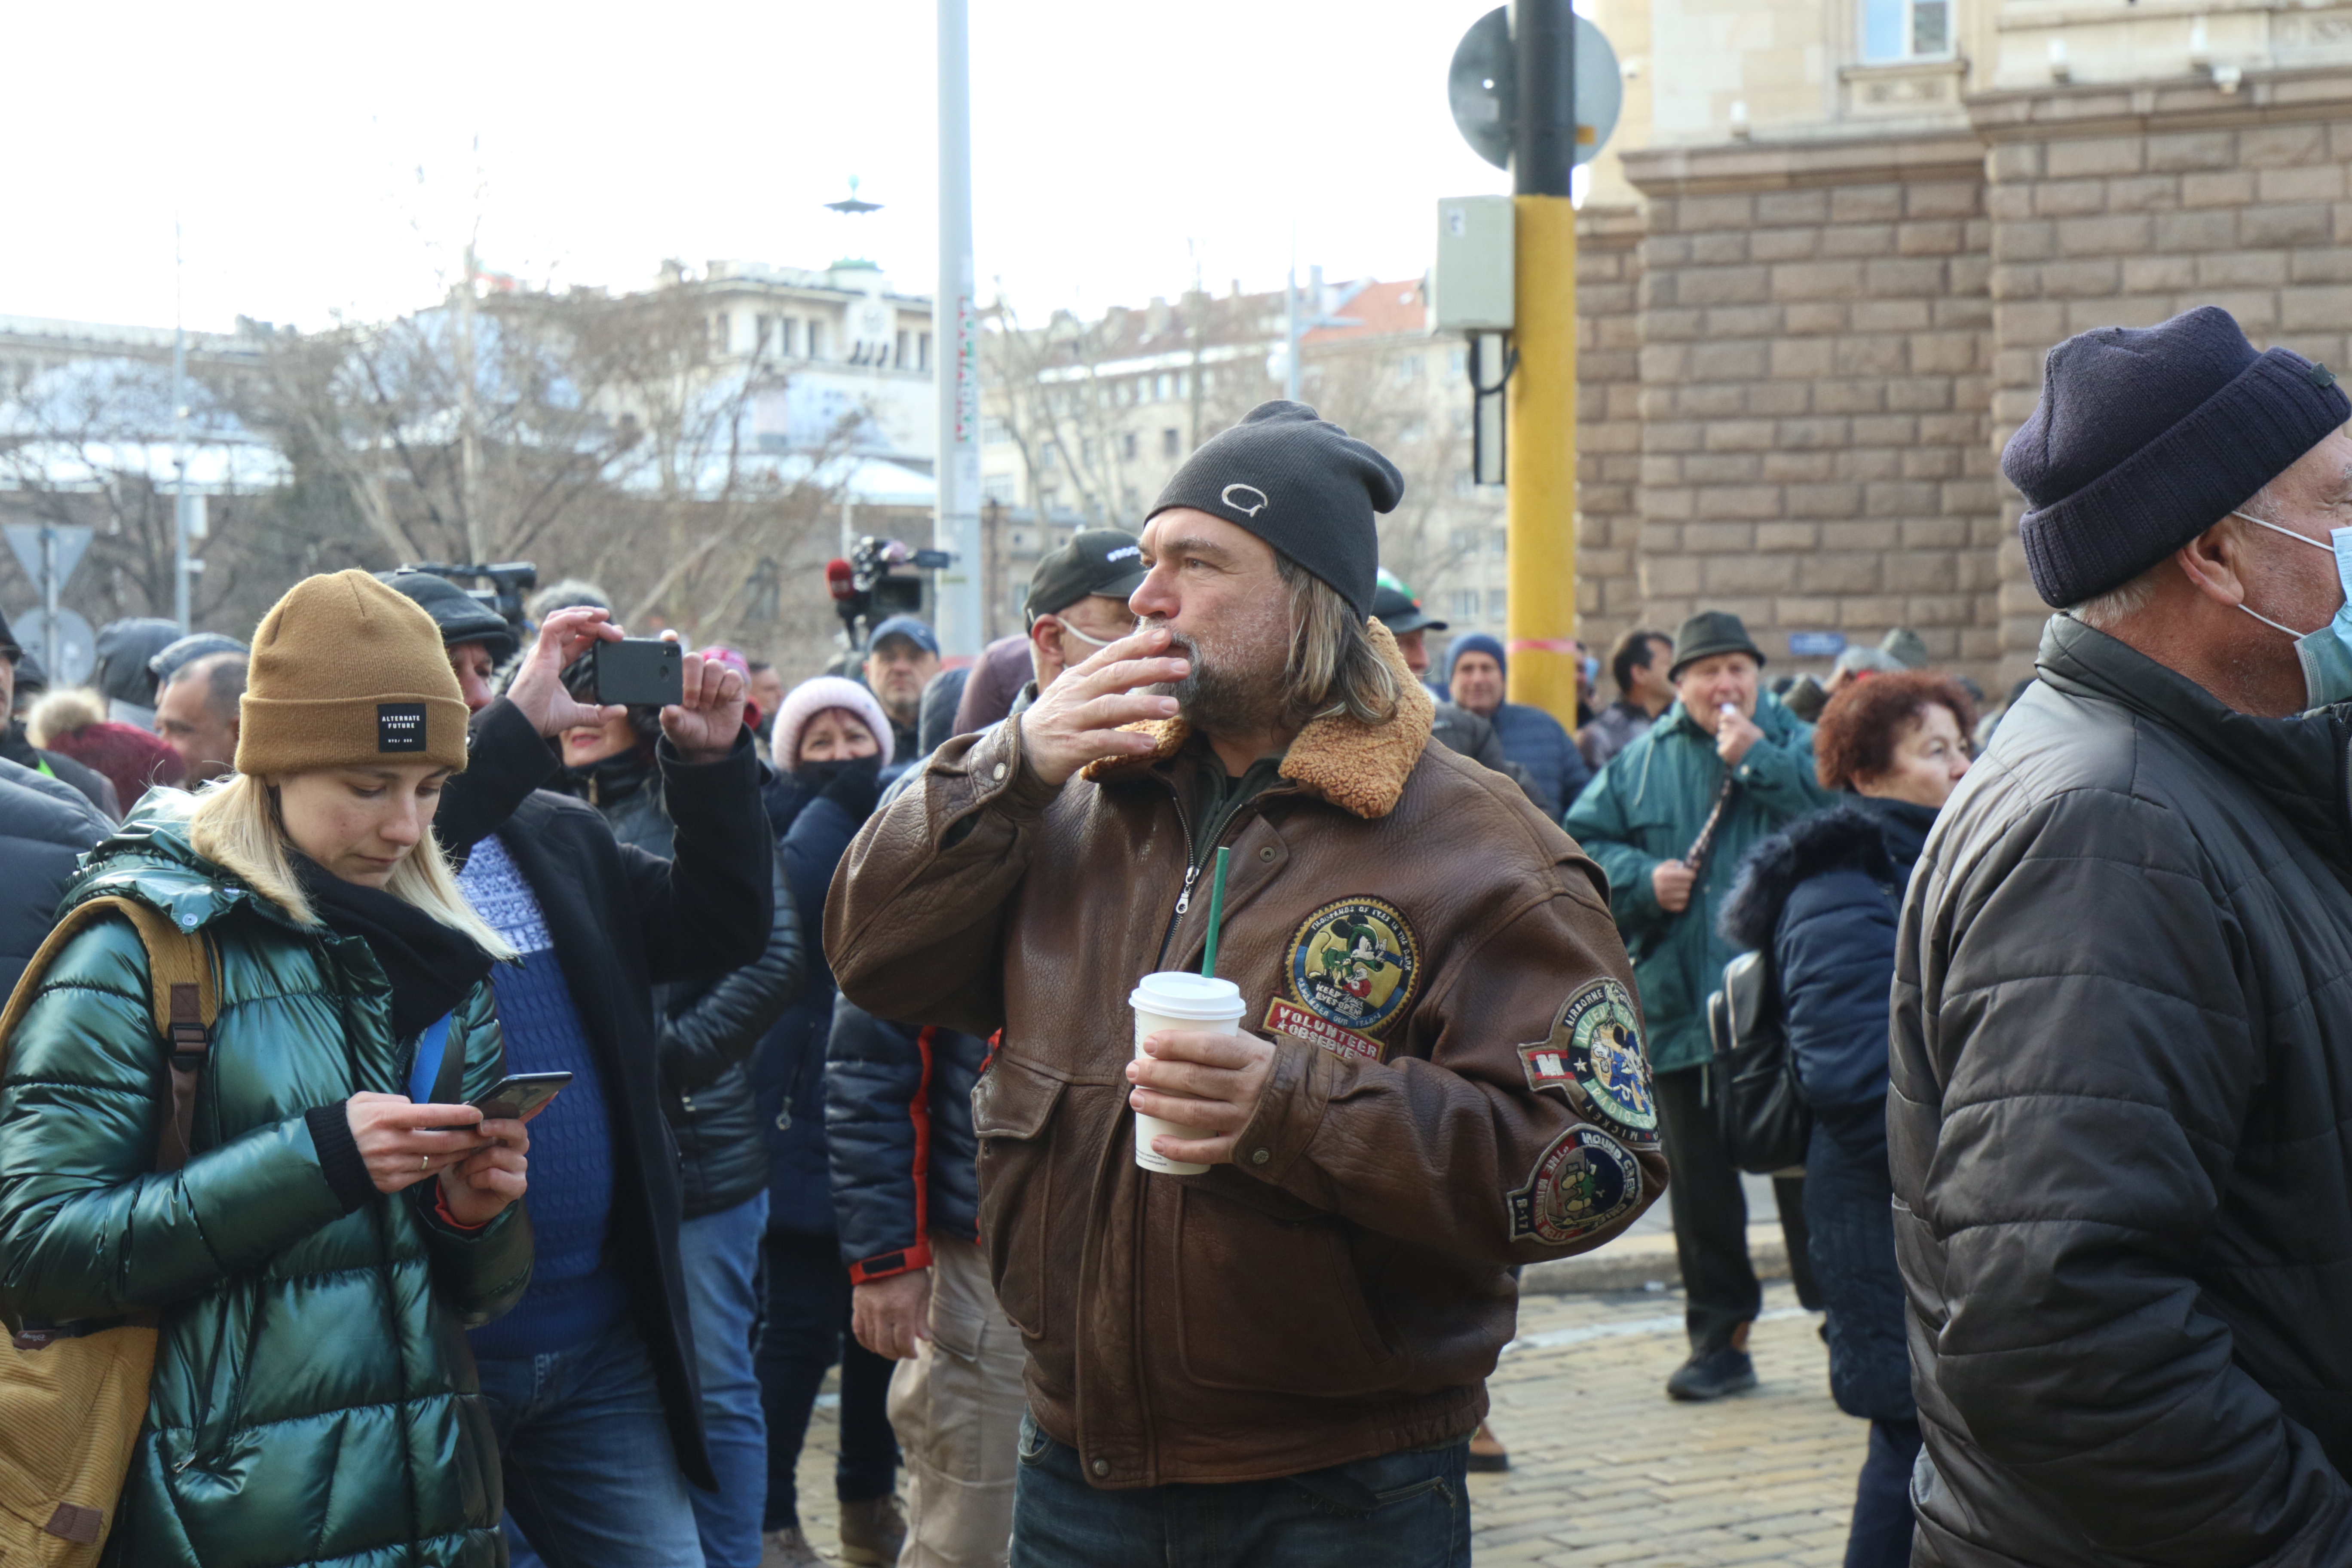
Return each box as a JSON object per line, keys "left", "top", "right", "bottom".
{"left": 1562, "top": 609, "right": 1839, "bottom": 1400}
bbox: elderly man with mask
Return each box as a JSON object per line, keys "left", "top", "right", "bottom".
{"left": 1893, "top": 308, "right": 2352, "bottom": 1562}
{"left": 828, "top": 402, "right": 1664, "bottom": 1566}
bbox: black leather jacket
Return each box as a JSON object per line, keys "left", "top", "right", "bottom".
{"left": 575, "top": 749, "right": 804, "bottom": 1218}
{"left": 1893, "top": 616, "right": 2352, "bottom": 1565}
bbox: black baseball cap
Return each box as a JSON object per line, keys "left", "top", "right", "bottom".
{"left": 1025, "top": 529, "right": 1148, "bottom": 622}
{"left": 867, "top": 614, "right": 940, "bottom": 656}
{"left": 1370, "top": 571, "right": 1447, "bottom": 637}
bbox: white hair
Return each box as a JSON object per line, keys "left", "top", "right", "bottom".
{"left": 2068, "top": 499, "right": 2267, "bottom": 630}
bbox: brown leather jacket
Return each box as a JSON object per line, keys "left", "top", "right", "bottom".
{"left": 827, "top": 629, "right": 1667, "bottom": 1487}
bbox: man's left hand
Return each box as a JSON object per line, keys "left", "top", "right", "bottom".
{"left": 658, "top": 633, "right": 747, "bottom": 763}
{"left": 1716, "top": 707, "right": 1764, "bottom": 767}
{"left": 1126, "top": 1028, "right": 1277, "bottom": 1166}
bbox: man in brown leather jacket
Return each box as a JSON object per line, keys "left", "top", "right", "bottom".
{"left": 828, "top": 401, "right": 1666, "bottom": 1566}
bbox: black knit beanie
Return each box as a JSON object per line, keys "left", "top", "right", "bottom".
{"left": 1145, "top": 401, "right": 1404, "bottom": 617}
{"left": 2005, "top": 306, "right": 2350, "bottom": 608}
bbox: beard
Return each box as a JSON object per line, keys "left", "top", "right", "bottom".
{"left": 1148, "top": 604, "right": 1291, "bottom": 736}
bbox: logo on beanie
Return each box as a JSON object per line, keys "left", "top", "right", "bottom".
{"left": 1220, "top": 483, "right": 1269, "bottom": 518}
{"left": 377, "top": 703, "right": 428, "bottom": 753}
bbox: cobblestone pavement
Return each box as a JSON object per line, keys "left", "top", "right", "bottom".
{"left": 785, "top": 1278, "right": 1861, "bottom": 1565}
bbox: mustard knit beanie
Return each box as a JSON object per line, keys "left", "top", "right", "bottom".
{"left": 235, "top": 570, "right": 469, "bottom": 776}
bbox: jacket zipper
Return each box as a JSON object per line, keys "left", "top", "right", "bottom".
{"left": 1151, "top": 783, "right": 1201, "bottom": 970}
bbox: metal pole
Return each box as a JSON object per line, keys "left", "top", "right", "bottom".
{"left": 40, "top": 527, "right": 59, "bottom": 675}
{"left": 1504, "top": 0, "right": 1580, "bottom": 724}
{"left": 1284, "top": 258, "right": 1301, "bottom": 404}
{"left": 172, "top": 219, "right": 192, "bottom": 632}
{"left": 932, "top": 0, "right": 984, "bottom": 658}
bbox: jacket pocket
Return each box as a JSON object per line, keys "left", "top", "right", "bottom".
{"left": 971, "top": 1054, "right": 1063, "bottom": 1340}
{"left": 1173, "top": 1184, "right": 1408, "bottom": 1398}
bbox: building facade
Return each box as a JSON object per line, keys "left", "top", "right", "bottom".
{"left": 1578, "top": 0, "right": 2352, "bottom": 687}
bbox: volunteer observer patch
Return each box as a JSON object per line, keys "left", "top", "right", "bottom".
{"left": 1507, "top": 1125, "right": 1642, "bottom": 1245}
{"left": 1517, "top": 978, "right": 1659, "bottom": 1148}
{"left": 1281, "top": 896, "right": 1420, "bottom": 1044}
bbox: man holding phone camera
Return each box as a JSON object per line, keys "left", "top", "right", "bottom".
{"left": 383, "top": 571, "right": 772, "bottom": 1568}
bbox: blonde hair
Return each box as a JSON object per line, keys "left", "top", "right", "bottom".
{"left": 1276, "top": 557, "right": 1404, "bottom": 727}
{"left": 185, "top": 772, "right": 516, "bottom": 961}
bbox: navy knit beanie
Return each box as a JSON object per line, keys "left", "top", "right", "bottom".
{"left": 1449, "top": 631, "right": 1507, "bottom": 681}
{"left": 2005, "top": 306, "right": 2350, "bottom": 607}
{"left": 1146, "top": 401, "right": 1403, "bottom": 617}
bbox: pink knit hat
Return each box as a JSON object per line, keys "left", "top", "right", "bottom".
{"left": 770, "top": 675, "right": 894, "bottom": 771}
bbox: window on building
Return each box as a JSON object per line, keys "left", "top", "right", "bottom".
{"left": 1487, "top": 588, "right": 1508, "bottom": 622}
{"left": 1449, "top": 345, "right": 1467, "bottom": 380}
{"left": 1122, "top": 431, "right": 1139, "bottom": 461}
{"left": 1451, "top": 526, "right": 1480, "bottom": 557}
{"left": 753, "top": 314, "right": 772, "bottom": 353}
{"left": 1396, "top": 354, "right": 1424, "bottom": 383}
{"left": 895, "top": 329, "right": 911, "bottom": 368}
{"left": 1491, "top": 528, "right": 1509, "bottom": 557}
{"left": 1175, "top": 371, "right": 1190, "bottom": 398}
{"left": 1450, "top": 589, "right": 1481, "bottom": 622}
{"left": 918, "top": 332, "right": 931, "bottom": 371}
{"left": 779, "top": 317, "right": 798, "bottom": 356}
{"left": 711, "top": 313, "right": 731, "bottom": 354}
{"left": 1162, "top": 428, "right": 1181, "bottom": 459}
{"left": 983, "top": 472, "right": 1017, "bottom": 502}
{"left": 980, "top": 416, "right": 1008, "bottom": 445}
{"left": 1154, "top": 373, "right": 1172, "bottom": 401}
{"left": 1861, "top": 0, "right": 1950, "bottom": 61}
{"left": 806, "top": 319, "right": 825, "bottom": 359}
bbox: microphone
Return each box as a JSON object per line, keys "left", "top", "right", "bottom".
{"left": 825, "top": 558, "right": 857, "bottom": 603}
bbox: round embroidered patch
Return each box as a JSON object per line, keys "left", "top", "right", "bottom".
{"left": 1507, "top": 1126, "right": 1642, "bottom": 1245}
{"left": 1284, "top": 896, "right": 1421, "bottom": 1038}
{"left": 1562, "top": 980, "right": 1657, "bottom": 1137}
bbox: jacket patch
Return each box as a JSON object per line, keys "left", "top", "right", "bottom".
{"left": 1517, "top": 979, "right": 1659, "bottom": 1147}
{"left": 1264, "top": 998, "right": 1381, "bottom": 1063}
{"left": 1284, "top": 896, "right": 1420, "bottom": 1038}
{"left": 1507, "top": 1125, "right": 1641, "bottom": 1245}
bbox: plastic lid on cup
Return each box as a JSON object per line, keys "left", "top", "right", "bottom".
{"left": 1129, "top": 971, "right": 1246, "bottom": 1023}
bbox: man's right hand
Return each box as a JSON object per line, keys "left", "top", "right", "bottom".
{"left": 504, "top": 606, "right": 626, "bottom": 739}
{"left": 1652, "top": 858, "right": 1697, "bottom": 914}
{"left": 1017, "top": 624, "right": 1191, "bottom": 788}
{"left": 851, "top": 1268, "right": 934, "bottom": 1360}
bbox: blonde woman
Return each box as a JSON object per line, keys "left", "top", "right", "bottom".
{"left": 0, "top": 570, "right": 534, "bottom": 1567}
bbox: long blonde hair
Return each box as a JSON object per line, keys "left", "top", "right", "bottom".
{"left": 185, "top": 772, "right": 517, "bottom": 961}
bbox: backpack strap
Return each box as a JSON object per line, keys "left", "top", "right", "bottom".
{"left": 0, "top": 895, "right": 217, "bottom": 1174}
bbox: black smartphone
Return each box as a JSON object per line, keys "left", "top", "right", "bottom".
{"left": 470, "top": 1072, "right": 573, "bottom": 1123}
{"left": 591, "top": 638, "right": 683, "bottom": 707}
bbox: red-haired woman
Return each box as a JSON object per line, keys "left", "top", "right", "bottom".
{"left": 1720, "top": 669, "right": 1975, "bottom": 1568}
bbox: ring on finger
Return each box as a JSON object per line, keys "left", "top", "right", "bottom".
{"left": 420, "top": 1153, "right": 431, "bottom": 1173}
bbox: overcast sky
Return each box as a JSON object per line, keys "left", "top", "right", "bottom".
{"left": 2, "top": 0, "right": 1572, "bottom": 335}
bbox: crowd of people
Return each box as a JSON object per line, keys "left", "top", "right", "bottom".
{"left": 4, "top": 303, "right": 2352, "bottom": 1568}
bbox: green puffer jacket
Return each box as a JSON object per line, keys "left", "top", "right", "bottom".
{"left": 1563, "top": 692, "right": 1838, "bottom": 1072}
{"left": 0, "top": 799, "right": 532, "bottom": 1567}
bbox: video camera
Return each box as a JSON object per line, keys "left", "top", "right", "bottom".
{"left": 824, "top": 536, "right": 951, "bottom": 647}
{"left": 403, "top": 561, "right": 539, "bottom": 638}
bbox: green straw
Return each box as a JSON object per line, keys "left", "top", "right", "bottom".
{"left": 1199, "top": 846, "right": 1234, "bottom": 978}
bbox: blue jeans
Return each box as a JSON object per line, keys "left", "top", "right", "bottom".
{"left": 1010, "top": 1410, "right": 1469, "bottom": 1568}
{"left": 475, "top": 1318, "right": 705, "bottom": 1568}
{"left": 682, "top": 1192, "right": 770, "bottom": 1568}
{"left": 1845, "top": 1418, "right": 1922, "bottom": 1568}
{"left": 756, "top": 1230, "right": 900, "bottom": 1531}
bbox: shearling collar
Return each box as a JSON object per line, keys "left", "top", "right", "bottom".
{"left": 1081, "top": 619, "right": 1435, "bottom": 820}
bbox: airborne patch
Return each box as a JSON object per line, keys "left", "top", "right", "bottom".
{"left": 1283, "top": 896, "right": 1420, "bottom": 1040}
{"left": 1516, "top": 978, "right": 1659, "bottom": 1149}
{"left": 1507, "top": 1125, "right": 1642, "bottom": 1245}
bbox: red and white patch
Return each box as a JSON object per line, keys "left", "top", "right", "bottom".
{"left": 1264, "top": 999, "right": 1382, "bottom": 1063}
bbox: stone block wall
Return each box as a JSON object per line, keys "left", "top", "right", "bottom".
{"left": 1616, "top": 137, "right": 2000, "bottom": 681}
{"left": 1576, "top": 205, "right": 1648, "bottom": 651}
{"left": 1977, "top": 71, "right": 2352, "bottom": 683}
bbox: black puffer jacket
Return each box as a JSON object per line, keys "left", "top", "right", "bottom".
{"left": 0, "top": 756, "right": 108, "bottom": 993}
{"left": 824, "top": 997, "right": 987, "bottom": 1285}
{"left": 573, "top": 748, "right": 804, "bottom": 1219}
{"left": 1724, "top": 796, "right": 1933, "bottom": 1428}
{"left": 1892, "top": 615, "right": 2352, "bottom": 1565}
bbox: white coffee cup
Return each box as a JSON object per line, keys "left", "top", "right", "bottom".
{"left": 1127, "top": 972, "right": 1246, "bottom": 1176}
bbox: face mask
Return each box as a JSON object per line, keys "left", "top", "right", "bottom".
{"left": 1054, "top": 616, "right": 1131, "bottom": 652}
{"left": 2231, "top": 511, "right": 2352, "bottom": 710}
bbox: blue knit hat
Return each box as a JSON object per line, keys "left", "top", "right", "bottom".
{"left": 2005, "top": 306, "right": 2350, "bottom": 608}
{"left": 1449, "top": 632, "right": 1506, "bottom": 681}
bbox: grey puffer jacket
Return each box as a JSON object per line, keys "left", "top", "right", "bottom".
{"left": 1892, "top": 614, "right": 2352, "bottom": 1565}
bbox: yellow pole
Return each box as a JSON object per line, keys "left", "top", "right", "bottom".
{"left": 1506, "top": 192, "right": 1579, "bottom": 724}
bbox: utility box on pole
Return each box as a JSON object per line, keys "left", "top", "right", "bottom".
{"left": 1442, "top": 1, "right": 1620, "bottom": 728}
